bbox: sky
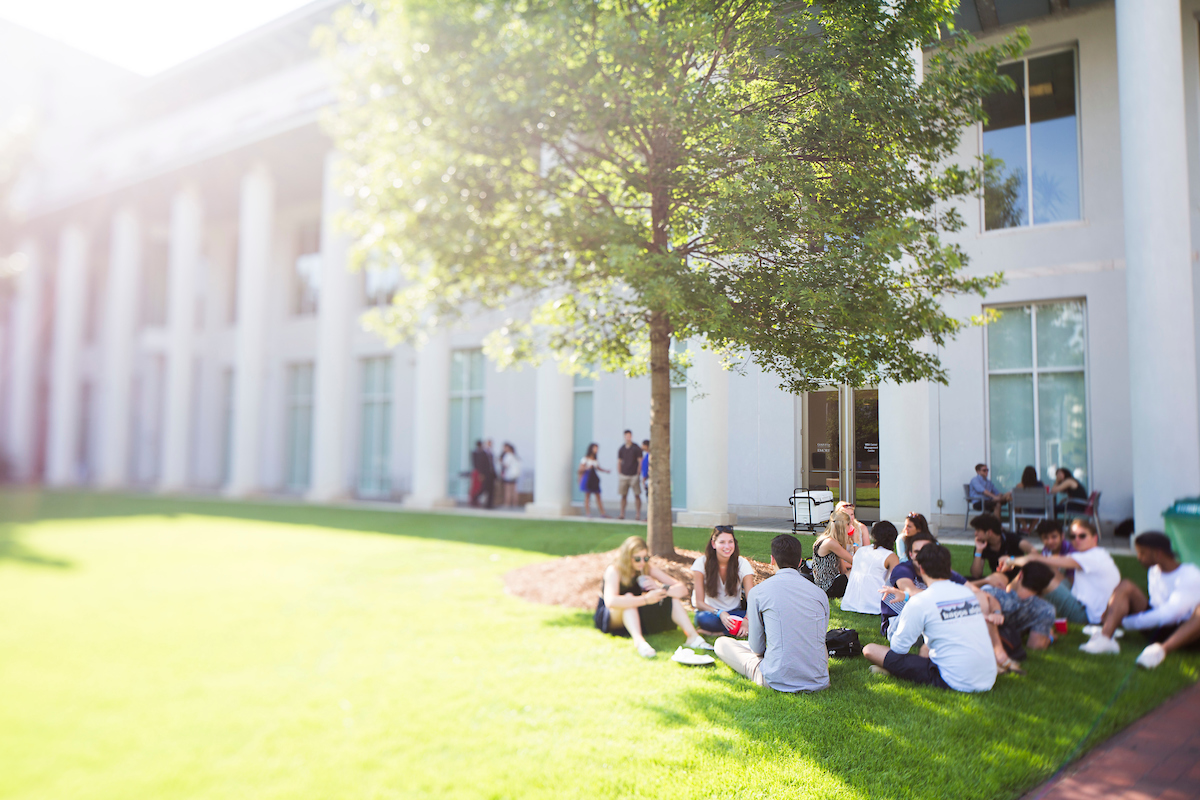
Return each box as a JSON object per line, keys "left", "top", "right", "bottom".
{"left": 0, "top": 0, "right": 319, "bottom": 76}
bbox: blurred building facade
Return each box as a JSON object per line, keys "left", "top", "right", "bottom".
{"left": 0, "top": 0, "right": 1197, "bottom": 532}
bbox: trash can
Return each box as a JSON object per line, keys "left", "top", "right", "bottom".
{"left": 1163, "top": 498, "right": 1200, "bottom": 568}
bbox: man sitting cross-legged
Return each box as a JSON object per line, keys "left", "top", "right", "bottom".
{"left": 864, "top": 544, "right": 996, "bottom": 693}
{"left": 714, "top": 535, "right": 830, "bottom": 692}
{"left": 969, "top": 513, "right": 1034, "bottom": 581}
{"left": 971, "top": 561, "right": 1058, "bottom": 672}
{"left": 1078, "top": 531, "right": 1200, "bottom": 661}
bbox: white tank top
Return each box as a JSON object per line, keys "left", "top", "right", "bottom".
{"left": 841, "top": 545, "right": 895, "bottom": 614}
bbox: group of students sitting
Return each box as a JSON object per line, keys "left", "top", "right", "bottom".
{"left": 594, "top": 506, "right": 1200, "bottom": 693}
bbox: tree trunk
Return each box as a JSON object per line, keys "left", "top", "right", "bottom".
{"left": 647, "top": 310, "right": 674, "bottom": 556}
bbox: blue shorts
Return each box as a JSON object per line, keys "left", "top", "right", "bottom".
{"left": 695, "top": 607, "right": 745, "bottom": 633}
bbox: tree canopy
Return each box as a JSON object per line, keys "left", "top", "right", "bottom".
{"left": 325, "top": 0, "right": 1023, "bottom": 552}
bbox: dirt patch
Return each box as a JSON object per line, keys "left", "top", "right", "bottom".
{"left": 504, "top": 548, "right": 774, "bottom": 611}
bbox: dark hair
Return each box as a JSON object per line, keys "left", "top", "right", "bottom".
{"left": 904, "top": 530, "right": 937, "bottom": 558}
{"left": 623, "top": 429, "right": 632, "bottom": 435}
{"left": 771, "top": 535, "right": 804, "bottom": 570}
{"left": 1019, "top": 561, "right": 1055, "bottom": 594}
{"left": 642, "top": 439, "right": 650, "bottom": 446}
{"left": 1035, "top": 519, "right": 1063, "bottom": 537}
{"left": 504, "top": 441, "right": 516, "bottom": 455}
{"left": 475, "top": 440, "right": 483, "bottom": 448}
{"left": 1071, "top": 517, "right": 1098, "bottom": 539}
{"left": 905, "top": 513, "right": 931, "bottom": 538}
{"left": 970, "top": 514, "right": 1003, "bottom": 537}
{"left": 586, "top": 442, "right": 599, "bottom": 458}
{"left": 704, "top": 527, "right": 743, "bottom": 599}
{"left": 1021, "top": 465, "right": 1039, "bottom": 486}
{"left": 915, "top": 543, "right": 953, "bottom": 580}
{"left": 1057, "top": 466, "right": 1074, "bottom": 480}
{"left": 870, "top": 520, "right": 899, "bottom": 552}
{"left": 975, "top": 463, "right": 987, "bottom": 473}
{"left": 1134, "top": 531, "right": 1175, "bottom": 557}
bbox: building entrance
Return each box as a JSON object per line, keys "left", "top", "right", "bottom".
{"left": 802, "top": 387, "right": 880, "bottom": 522}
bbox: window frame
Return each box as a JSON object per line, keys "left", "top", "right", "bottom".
{"left": 978, "top": 45, "right": 1084, "bottom": 234}
{"left": 982, "top": 297, "right": 1093, "bottom": 492}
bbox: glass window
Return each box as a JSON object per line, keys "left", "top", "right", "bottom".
{"left": 293, "top": 221, "right": 321, "bottom": 316}
{"left": 983, "top": 51, "right": 1080, "bottom": 230}
{"left": 986, "top": 301, "right": 1088, "bottom": 491}
{"left": 358, "top": 356, "right": 392, "bottom": 497}
{"left": 447, "top": 349, "right": 485, "bottom": 499}
{"left": 285, "top": 363, "right": 314, "bottom": 492}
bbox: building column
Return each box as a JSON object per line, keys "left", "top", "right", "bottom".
{"left": 1116, "top": 0, "right": 1200, "bottom": 530}
{"left": 6, "top": 242, "right": 43, "bottom": 481}
{"left": 45, "top": 226, "right": 88, "bottom": 486}
{"left": 97, "top": 209, "right": 141, "bottom": 488}
{"left": 677, "top": 344, "right": 735, "bottom": 528}
{"left": 227, "top": 167, "right": 274, "bottom": 497}
{"left": 309, "top": 152, "right": 356, "bottom": 503}
{"left": 878, "top": 381, "right": 932, "bottom": 526}
{"left": 525, "top": 362, "right": 576, "bottom": 517}
{"left": 404, "top": 330, "right": 455, "bottom": 509}
{"left": 159, "top": 187, "right": 203, "bottom": 492}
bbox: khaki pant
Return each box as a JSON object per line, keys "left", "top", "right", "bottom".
{"left": 715, "top": 637, "right": 767, "bottom": 687}
{"left": 618, "top": 474, "right": 641, "bottom": 498}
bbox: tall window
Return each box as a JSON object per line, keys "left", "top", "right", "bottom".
{"left": 983, "top": 50, "right": 1080, "bottom": 230}
{"left": 293, "top": 221, "right": 321, "bottom": 316}
{"left": 285, "top": 362, "right": 314, "bottom": 492}
{"left": 571, "top": 375, "right": 594, "bottom": 503}
{"left": 358, "top": 356, "right": 392, "bottom": 497}
{"left": 447, "top": 349, "right": 484, "bottom": 499}
{"left": 986, "top": 301, "right": 1088, "bottom": 493}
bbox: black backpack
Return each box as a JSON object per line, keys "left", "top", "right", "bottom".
{"left": 825, "top": 627, "right": 862, "bottom": 658}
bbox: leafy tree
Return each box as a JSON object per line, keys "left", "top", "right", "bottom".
{"left": 325, "top": 0, "right": 1023, "bottom": 554}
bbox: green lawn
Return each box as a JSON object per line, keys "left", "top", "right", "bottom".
{"left": 1, "top": 491, "right": 1195, "bottom": 800}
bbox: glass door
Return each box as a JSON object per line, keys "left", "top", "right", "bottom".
{"left": 802, "top": 386, "right": 880, "bottom": 521}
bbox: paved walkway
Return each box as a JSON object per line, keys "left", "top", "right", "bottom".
{"left": 1023, "top": 681, "right": 1200, "bottom": 800}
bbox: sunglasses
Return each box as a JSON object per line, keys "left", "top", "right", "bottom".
{"left": 632, "top": 555, "right": 650, "bottom": 563}
{"left": 1069, "top": 533, "right": 1092, "bottom": 541}
{"left": 715, "top": 525, "right": 735, "bottom": 533}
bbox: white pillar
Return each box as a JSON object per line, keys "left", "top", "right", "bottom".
{"left": 6, "top": 242, "right": 43, "bottom": 481}
{"left": 878, "top": 381, "right": 932, "bottom": 526}
{"left": 677, "top": 345, "right": 735, "bottom": 527}
{"left": 404, "top": 330, "right": 455, "bottom": 508}
{"left": 309, "top": 152, "right": 356, "bottom": 502}
{"left": 1116, "top": 0, "right": 1200, "bottom": 531}
{"left": 98, "top": 209, "right": 141, "bottom": 488}
{"left": 159, "top": 187, "right": 203, "bottom": 492}
{"left": 525, "top": 362, "right": 576, "bottom": 517}
{"left": 45, "top": 226, "right": 88, "bottom": 486}
{"left": 228, "top": 166, "right": 274, "bottom": 497}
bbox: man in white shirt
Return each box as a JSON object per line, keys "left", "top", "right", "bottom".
{"left": 863, "top": 544, "right": 996, "bottom": 693}
{"left": 1074, "top": 531, "right": 1200, "bottom": 664}
{"left": 1002, "top": 518, "right": 1120, "bottom": 633}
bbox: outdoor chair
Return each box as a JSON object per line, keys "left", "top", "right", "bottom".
{"left": 1010, "top": 487, "right": 1051, "bottom": 534}
{"left": 963, "top": 482, "right": 1010, "bottom": 528}
{"left": 1061, "top": 490, "right": 1102, "bottom": 535}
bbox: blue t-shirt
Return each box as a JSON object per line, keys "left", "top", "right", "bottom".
{"left": 881, "top": 561, "right": 967, "bottom": 621}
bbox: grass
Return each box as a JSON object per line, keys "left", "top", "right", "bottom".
{"left": 0, "top": 490, "right": 1196, "bottom": 800}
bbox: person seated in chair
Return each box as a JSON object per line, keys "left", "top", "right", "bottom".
{"left": 1078, "top": 532, "right": 1200, "bottom": 661}
{"left": 864, "top": 544, "right": 996, "bottom": 693}
{"left": 969, "top": 513, "right": 1034, "bottom": 581}
{"left": 1050, "top": 467, "right": 1088, "bottom": 518}
{"left": 969, "top": 463, "right": 1011, "bottom": 515}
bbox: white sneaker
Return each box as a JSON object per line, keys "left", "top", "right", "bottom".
{"left": 636, "top": 641, "right": 656, "bottom": 659}
{"left": 684, "top": 635, "right": 715, "bottom": 651}
{"left": 1081, "top": 625, "right": 1123, "bottom": 639}
{"left": 1136, "top": 643, "right": 1166, "bottom": 670}
{"left": 1079, "top": 634, "right": 1121, "bottom": 655}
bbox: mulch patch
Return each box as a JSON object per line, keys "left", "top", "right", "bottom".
{"left": 503, "top": 548, "right": 774, "bottom": 611}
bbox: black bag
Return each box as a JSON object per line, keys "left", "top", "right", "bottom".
{"left": 825, "top": 627, "right": 862, "bottom": 658}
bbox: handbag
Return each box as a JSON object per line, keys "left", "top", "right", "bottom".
{"left": 825, "top": 627, "right": 862, "bottom": 658}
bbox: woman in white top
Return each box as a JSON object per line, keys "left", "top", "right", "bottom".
{"left": 577, "top": 443, "right": 610, "bottom": 518}
{"left": 835, "top": 501, "right": 871, "bottom": 549}
{"left": 500, "top": 442, "right": 521, "bottom": 507}
{"left": 692, "top": 525, "right": 757, "bottom": 635}
{"left": 842, "top": 520, "right": 901, "bottom": 614}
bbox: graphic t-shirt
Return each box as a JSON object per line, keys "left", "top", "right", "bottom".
{"left": 617, "top": 444, "right": 643, "bottom": 476}
{"left": 1070, "top": 547, "right": 1121, "bottom": 624}
{"left": 881, "top": 561, "right": 967, "bottom": 621}
{"left": 890, "top": 580, "right": 996, "bottom": 693}
{"left": 691, "top": 555, "right": 755, "bottom": 612}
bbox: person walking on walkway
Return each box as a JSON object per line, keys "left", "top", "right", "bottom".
{"left": 578, "top": 443, "right": 610, "bottom": 518}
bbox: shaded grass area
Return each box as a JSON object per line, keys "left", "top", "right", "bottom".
{"left": 0, "top": 490, "right": 1196, "bottom": 800}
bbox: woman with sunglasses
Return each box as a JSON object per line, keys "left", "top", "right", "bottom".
{"left": 835, "top": 501, "right": 870, "bottom": 549}
{"left": 811, "top": 513, "right": 857, "bottom": 598}
{"left": 692, "top": 525, "right": 757, "bottom": 635}
{"left": 596, "top": 535, "right": 711, "bottom": 658}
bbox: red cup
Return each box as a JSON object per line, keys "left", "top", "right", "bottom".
{"left": 1054, "top": 618, "right": 1068, "bottom": 635}
{"left": 728, "top": 617, "right": 744, "bottom": 636}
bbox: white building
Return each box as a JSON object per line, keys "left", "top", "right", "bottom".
{"left": 0, "top": 0, "right": 1196, "bottom": 534}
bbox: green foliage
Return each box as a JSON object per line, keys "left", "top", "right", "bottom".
{"left": 324, "top": 0, "right": 1024, "bottom": 390}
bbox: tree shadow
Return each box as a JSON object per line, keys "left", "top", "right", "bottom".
{"left": 0, "top": 524, "right": 72, "bottom": 568}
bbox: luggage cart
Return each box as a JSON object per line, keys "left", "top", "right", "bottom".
{"left": 789, "top": 489, "right": 835, "bottom": 533}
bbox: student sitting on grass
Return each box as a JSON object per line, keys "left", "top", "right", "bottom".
{"left": 1035, "top": 518, "right": 1075, "bottom": 583}
{"left": 895, "top": 512, "right": 932, "bottom": 562}
{"left": 1134, "top": 602, "right": 1200, "bottom": 669}
{"left": 841, "top": 520, "right": 900, "bottom": 615}
{"left": 879, "top": 531, "right": 968, "bottom": 639}
{"left": 972, "top": 561, "right": 1058, "bottom": 672}
{"left": 811, "top": 513, "right": 856, "bottom": 598}
{"left": 864, "top": 544, "right": 996, "bottom": 693}
{"left": 691, "top": 525, "right": 756, "bottom": 636}
{"left": 714, "top": 535, "right": 830, "bottom": 692}
{"left": 1077, "top": 531, "right": 1200, "bottom": 661}
{"left": 969, "top": 513, "right": 1033, "bottom": 581}
{"left": 596, "top": 536, "right": 711, "bottom": 659}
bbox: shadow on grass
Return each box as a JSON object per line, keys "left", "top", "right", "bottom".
{"left": 0, "top": 524, "right": 72, "bottom": 568}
